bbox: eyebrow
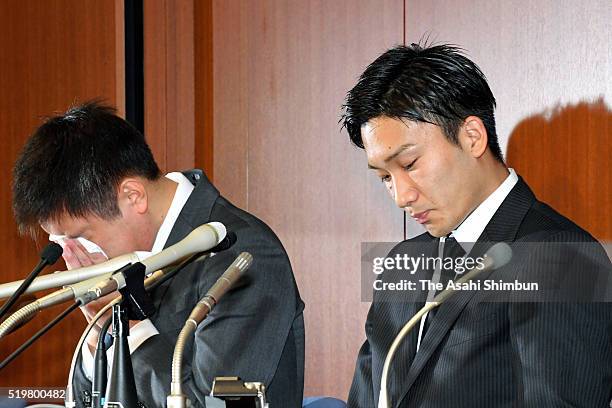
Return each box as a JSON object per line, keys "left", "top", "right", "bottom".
{"left": 367, "top": 143, "right": 415, "bottom": 169}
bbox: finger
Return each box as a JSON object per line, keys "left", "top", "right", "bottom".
{"left": 62, "top": 245, "right": 83, "bottom": 270}
{"left": 89, "top": 252, "right": 108, "bottom": 264}
{"left": 72, "top": 239, "right": 108, "bottom": 263}
{"left": 64, "top": 239, "right": 95, "bottom": 267}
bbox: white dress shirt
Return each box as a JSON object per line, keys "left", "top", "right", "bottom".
{"left": 80, "top": 172, "right": 195, "bottom": 380}
{"left": 451, "top": 168, "right": 519, "bottom": 252}
{"left": 416, "top": 168, "right": 518, "bottom": 351}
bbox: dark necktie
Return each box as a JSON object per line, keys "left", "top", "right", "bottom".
{"left": 438, "top": 236, "right": 466, "bottom": 289}
{"left": 421, "top": 235, "right": 466, "bottom": 337}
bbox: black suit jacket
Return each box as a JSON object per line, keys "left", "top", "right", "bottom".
{"left": 72, "top": 170, "right": 305, "bottom": 407}
{"left": 348, "top": 177, "right": 612, "bottom": 407}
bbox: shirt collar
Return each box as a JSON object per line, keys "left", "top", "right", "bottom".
{"left": 150, "top": 172, "right": 195, "bottom": 254}
{"left": 450, "top": 168, "right": 518, "bottom": 253}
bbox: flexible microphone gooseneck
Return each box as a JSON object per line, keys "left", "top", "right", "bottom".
{"left": 0, "top": 300, "right": 81, "bottom": 371}
{"left": 167, "top": 252, "right": 253, "bottom": 408}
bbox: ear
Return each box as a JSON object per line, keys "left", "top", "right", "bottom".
{"left": 117, "top": 178, "right": 148, "bottom": 215}
{"left": 459, "top": 116, "right": 488, "bottom": 158}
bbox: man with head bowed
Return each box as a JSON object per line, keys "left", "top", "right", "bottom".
{"left": 12, "top": 101, "right": 305, "bottom": 407}
{"left": 341, "top": 43, "right": 611, "bottom": 407}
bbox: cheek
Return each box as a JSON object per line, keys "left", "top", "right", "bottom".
{"left": 100, "top": 239, "right": 129, "bottom": 258}
{"left": 409, "top": 167, "right": 442, "bottom": 205}
{"left": 418, "top": 152, "right": 464, "bottom": 206}
{"left": 95, "top": 230, "right": 130, "bottom": 257}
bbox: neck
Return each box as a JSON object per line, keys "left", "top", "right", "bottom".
{"left": 452, "top": 160, "right": 509, "bottom": 233}
{"left": 475, "top": 160, "right": 510, "bottom": 206}
{"left": 146, "top": 176, "right": 179, "bottom": 244}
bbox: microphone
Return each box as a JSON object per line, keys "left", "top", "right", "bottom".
{"left": 167, "top": 252, "right": 253, "bottom": 408}
{"left": 78, "top": 222, "right": 227, "bottom": 305}
{"left": 186, "top": 251, "right": 252, "bottom": 325}
{"left": 0, "top": 222, "right": 227, "bottom": 301}
{"left": 0, "top": 274, "right": 119, "bottom": 339}
{"left": 0, "top": 222, "right": 227, "bottom": 339}
{"left": 0, "top": 242, "right": 63, "bottom": 320}
{"left": 142, "top": 222, "right": 226, "bottom": 272}
{"left": 210, "top": 231, "right": 237, "bottom": 252}
{"left": 377, "top": 243, "right": 512, "bottom": 408}
{"left": 41, "top": 242, "right": 65, "bottom": 263}
{"left": 0, "top": 252, "right": 144, "bottom": 300}
{"left": 145, "top": 231, "right": 238, "bottom": 292}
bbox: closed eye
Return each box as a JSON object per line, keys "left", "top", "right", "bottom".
{"left": 404, "top": 158, "right": 417, "bottom": 171}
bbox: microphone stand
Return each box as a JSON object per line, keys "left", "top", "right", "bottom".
{"left": 91, "top": 317, "right": 113, "bottom": 408}
{"left": 103, "top": 301, "right": 140, "bottom": 408}
{"left": 66, "top": 299, "right": 119, "bottom": 408}
{"left": 103, "top": 262, "right": 153, "bottom": 408}
{"left": 66, "top": 248, "right": 225, "bottom": 407}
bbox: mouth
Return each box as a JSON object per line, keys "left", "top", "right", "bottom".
{"left": 411, "top": 210, "right": 431, "bottom": 224}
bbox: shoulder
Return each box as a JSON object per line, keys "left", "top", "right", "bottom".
{"left": 211, "top": 196, "right": 287, "bottom": 253}
{"left": 518, "top": 199, "right": 599, "bottom": 244}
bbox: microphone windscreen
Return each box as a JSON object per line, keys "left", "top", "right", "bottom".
{"left": 40, "top": 242, "right": 63, "bottom": 264}
{"left": 486, "top": 242, "right": 513, "bottom": 269}
{"left": 213, "top": 231, "right": 237, "bottom": 252}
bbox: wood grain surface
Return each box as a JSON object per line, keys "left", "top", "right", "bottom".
{"left": 0, "top": 0, "right": 123, "bottom": 388}
{"left": 210, "top": 0, "right": 406, "bottom": 399}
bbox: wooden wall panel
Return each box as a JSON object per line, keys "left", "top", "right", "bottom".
{"left": 405, "top": 0, "right": 611, "bottom": 240}
{"left": 506, "top": 100, "right": 611, "bottom": 240}
{"left": 194, "top": 0, "right": 214, "bottom": 179}
{"left": 144, "top": 0, "right": 196, "bottom": 173}
{"left": 211, "top": 0, "right": 249, "bottom": 208}
{"left": 211, "top": 0, "right": 405, "bottom": 399}
{"left": 147, "top": 0, "right": 610, "bottom": 401}
{"left": 0, "top": 0, "right": 123, "bottom": 387}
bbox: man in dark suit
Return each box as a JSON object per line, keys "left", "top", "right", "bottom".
{"left": 12, "top": 102, "right": 305, "bottom": 407}
{"left": 341, "top": 44, "right": 612, "bottom": 407}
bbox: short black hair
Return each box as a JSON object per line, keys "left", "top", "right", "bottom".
{"left": 341, "top": 43, "right": 504, "bottom": 163}
{"left": 12, "top": 100, "right": 161, "bottom": 236}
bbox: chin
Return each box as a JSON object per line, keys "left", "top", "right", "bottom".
{"left": 424, "top": 224, "right": 450, "bottom": 238}
{"left": 427, "top": 230, "right": 445, "bottom": 238}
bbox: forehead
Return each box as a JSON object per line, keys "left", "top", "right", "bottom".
{"left": 41, "top": 213, "right": 96, "bottom": 236}
{"left": 361, "top": 117, "right": 445, "bottom": 162}
{"left": 361, "top": 116, "right": 415, "bottom": 142}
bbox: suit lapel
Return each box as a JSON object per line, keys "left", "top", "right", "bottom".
{"left": 478, "top": 177, "right": 536, "bottom": 244}
{"left": 378, "top": 236, "right": 437, "bottom": 405}
{"left": 164, "top": 170, "right": 219, "bottom": 248}
{"left": 394, "top": 178, "right": 536, "bottom": 407}
{"left": 150, "top": 169, "right": 220, "bottom": 311}
{"left": 394, "top": 266, "right": 495, "bottom": 406}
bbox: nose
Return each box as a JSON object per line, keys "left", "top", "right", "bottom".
{"left": 392, "top": 175, "right": 419, "bottom": 209}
